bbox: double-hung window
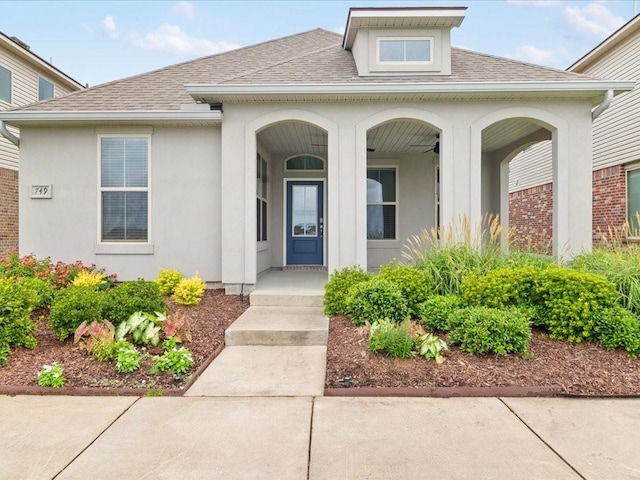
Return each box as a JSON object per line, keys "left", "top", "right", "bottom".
{"left": 628, "top": 167, "right": 640, "bottom": 237}
{"left": 100, "top": 136, "right": 149, "bottom": 242}
{"left": 367, "top": 168, "right": 397, "bottom": 240}
{"left": 0, "top": 65, "right": 11, "bottom": 104}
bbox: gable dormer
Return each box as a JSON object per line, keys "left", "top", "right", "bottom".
{"left": 342, "top": 7, "right": 466, "bottom": 76}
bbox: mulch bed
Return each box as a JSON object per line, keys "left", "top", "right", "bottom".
{"left": 0, "top": 290, "right": 249, "bottom": 394}
{"left": 325, "top": 315, "right": 640, "bottom": 396}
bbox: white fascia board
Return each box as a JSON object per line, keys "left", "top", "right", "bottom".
{"left": 0, "top": 110, "right": 223, "bottom": 124}
{"left": 186, "top": 81, "right": 635, "bottom": 97}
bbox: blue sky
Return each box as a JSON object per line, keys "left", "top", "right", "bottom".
{"left": 1, "top": 0, "right": 638, "bottom": 87}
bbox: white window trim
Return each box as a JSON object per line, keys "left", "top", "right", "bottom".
{"left": 377, "top": 36, "right": 434, "bottom": 66}
{"left": 38, "top": 76, "right": 55, "bottom": 101}
{"left": 626, "top": 162, "right": 640, "bottom": 239}
{"left": 366, "top": 165, "right": 399, "bottom": 242}
{"left": 0, "top": 64, "right": 12, "bottom": 105}
{"left": 283, "top": 154, "right": 326, "bottom": 172}
{"left": 257, "top": 152, "right": 269, "bottom": 246}
{"left": 96, "top": 134, "right": 152, "bottom": 252}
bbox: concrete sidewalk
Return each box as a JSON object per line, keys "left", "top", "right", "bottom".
{"left": 2, "top": 395, "right": 639, "bottom": 479}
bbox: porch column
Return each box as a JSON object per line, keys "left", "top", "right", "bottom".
{"left": 442, "top": 124, "right": 476, "bottom": 239}
{"left": 552, "top": 118, "right": 592, "bottom": 260}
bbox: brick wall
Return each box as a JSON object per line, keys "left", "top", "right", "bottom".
{"left": 508, "top": 165, "right": 629, "bottom": 253}
{"left": 508, "top": 183, "right": 553, "bottom": 254}
{"left": 592, "top": 165, "right": 627, "bottom": 244}
{"left": 0, "top": 167, "right": 18, "bottom": 258}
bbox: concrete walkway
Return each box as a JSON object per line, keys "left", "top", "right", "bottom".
{"left": 2, "top": 395, "right": 640, "bottom": 479}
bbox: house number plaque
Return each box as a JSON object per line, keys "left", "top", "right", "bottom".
{"left": 30, "top": 185, "right": 52, "bottom": 199}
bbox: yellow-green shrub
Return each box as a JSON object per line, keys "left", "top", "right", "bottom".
{"left": 155, "top": 268, "right": 184, "bottom": 296}
{"left": 72, "top": 270, "right": 106, "bottom": 290}
{"left": 172, "top": 274, "right": 206, "bottom": 306}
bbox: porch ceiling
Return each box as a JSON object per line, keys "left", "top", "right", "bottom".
{"left": 257, "top": 118, "right": 549, "bottom": 157}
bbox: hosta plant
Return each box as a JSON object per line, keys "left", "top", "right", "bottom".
{"left": 115, "top": 311, "right": 167, "bottom": 347}
{"left": 37, "top": 363, "right": 65, "bottom": 388}
{"left": 415, "top": 332, "right": 448, "bottom": 363}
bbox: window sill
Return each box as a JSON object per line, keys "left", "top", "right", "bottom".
{"left": 95, "top": 243, "right": 154, "bottom": 255}
{"left": 367, "top": 240, "right": 401, "bottom": 249}
{"left": 257, "top": 242, "right": 269, "bottom": 252}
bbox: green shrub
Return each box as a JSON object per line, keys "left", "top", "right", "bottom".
{"left": 417, "top": 295, "right": 464, "bottom": 331}
{"left": 595, "top": 306, "right": 640, "bottom": 357}
{"left": 103, "top": 280, "right": 166, "bottom": 326}
{"left": 172, "top": 274, "right": 206, "bottom": 306}
{"left": 113, "top": 341, "right": 141, "bottom": 373}
{"left": 368, "top": 319, "right": 415, "bottom": 358}
{"left": 447, "top": 307, "right": 531, "bottom": 355}
{"left": 324, "top": 266, "right": 370, "bottom": 316}
{"left": 537, "top": 267, "right": 617, "bottom": 342}
{"left": 155, "top": 268, "right": 184, "bottom": 296}
{"left": 72, "top": 270, "right": 107, "bottom": 290}
{"left": 346, "top": 278, "right": 409, "bottom": 325}
{"left": 19, "top": 277, "right": 53, "bottom": 308}
{"left": 570, "top": 248, "right": 640, "bottom": 314}
{"left": 49, "top": 286, "right": 105, "bottom": 340}
{"left": 378, "top": 263, "right": 434, "bottom": 316}
{"left": 37, "top": 363, "right": 65, "bottom": 388}
{"left": 462, "top": 266, "right": 543, "bottom": 309}
{"left": 0, "top": 279, "right": 39, "bottom": 365}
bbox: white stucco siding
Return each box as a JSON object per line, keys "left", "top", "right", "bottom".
{"left": 19, "top": 126, "right": 221, "bottom": 281}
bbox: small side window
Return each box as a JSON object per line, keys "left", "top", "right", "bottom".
{"left": 38, "top": 76, "right": 54, "bottom": 101}
{"left": 0, "top": 65, "right": 11, "bottom": 104}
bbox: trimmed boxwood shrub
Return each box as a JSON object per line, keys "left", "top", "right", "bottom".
{"left": 417, "top": 295, "right": 464, "bottom": 331}
{"left": 324, "top": 266, "right": 370, "bottom": 317}
{"left": 595, "top": 306, "right": 640, "bottom": 357}
{"left": 346, "top": 278, "right": 408, "bottom": 325}
{"left": 378, "top": 263, "right": 434, "bottom": 317}
{"left": 537, "top": 267, "right": 617, "bottom": 342}
{"left": 447, "top": 306, "right": 531, "bottom": 355}
{"left": 102, "top": 280, "right": 166, "bottom": 326}
{"left": 0, "top": 279, "right": 39, "bottom": 365}
{"left": 49, "top": 286, "right": 105, "bottom": 340}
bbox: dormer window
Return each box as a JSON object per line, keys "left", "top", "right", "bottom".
{"left": 378, "top": 37, "right": 433, "bottom": 64}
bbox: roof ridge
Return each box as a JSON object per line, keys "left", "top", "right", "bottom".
{"left": 452, "top": 46, "right": 595, "bottom": 80}
{"left": 10, "top": 28, "right": 339, "bottom": 112}
{"left": 220, "top": 43, "right": 342, "bottom": 84}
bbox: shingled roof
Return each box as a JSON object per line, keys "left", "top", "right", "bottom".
{"left": 15, "top": 28, "right": 597, "bottom": 112}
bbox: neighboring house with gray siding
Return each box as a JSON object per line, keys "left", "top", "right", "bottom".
{"left": 0, "top": 6, "right": 633, "bottom": 292}
{"left": 0, "top": 31, "right": 84, "bottom": 257}
{"left": 509, "top": 14, "right": 640, "bottom": 251}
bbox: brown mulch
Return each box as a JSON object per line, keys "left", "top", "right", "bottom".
{"left": 325, "top": 315, "right": 640, "bottom": 396}
{"left": 0, "top": 290, "right": 249, "bottom": 392}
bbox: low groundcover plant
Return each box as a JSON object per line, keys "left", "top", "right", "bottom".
{"left": 37, "top": 363, "right": 65, "bottom": 388}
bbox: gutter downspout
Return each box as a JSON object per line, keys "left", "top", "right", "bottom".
{"left": 0, "top": 120, "right": 19, "bottom": 147}
{"left": 592, "top": 89, "right": 613, "bottom": 120}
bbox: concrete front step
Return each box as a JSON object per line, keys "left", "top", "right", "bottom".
{"left": 249, "top": 291, "right": 323, "bottom": 307}
{"left": 185, "top": 345, "right": 327, "bottom": 397}
{"left": 225, "top": 306, "right": 328, "bottom": 346}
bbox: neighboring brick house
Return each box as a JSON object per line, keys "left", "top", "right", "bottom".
{"left": 509, "top": 14, "right": 640, "bottom": 253}
{"left": 0, "top": 32, "right": 83, "bottom": 257}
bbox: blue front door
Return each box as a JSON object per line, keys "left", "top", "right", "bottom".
{"left": 286, "top": 181, "right": 324, "bottom": 265}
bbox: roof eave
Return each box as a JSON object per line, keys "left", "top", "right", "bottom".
{"left": 186, "top": 81, "right": 635, "bottom": 102}
{"left": 0, "top": 110, "right": 223, "bottom": 127}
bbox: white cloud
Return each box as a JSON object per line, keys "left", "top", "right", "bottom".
{"left": 506, "top": 44, "right": 575, "bottom": 69}
{"left": 507, "top": 0, "right": 561, "bottom": 7}
{"left": 103, "top": 15, "right": 120, "bottom": 39}
{"left": 564, "top": 3, "right": 625, "bottom": 38}
{"left": 172, "top": 1, "right": 195, "bottom": 21}
{"left": 131, "top": 24, "right": 240, "bottom": 56}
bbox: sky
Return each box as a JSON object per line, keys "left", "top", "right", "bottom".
{"left": 1, "top": 0, "right": 638, "bottom": 87}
